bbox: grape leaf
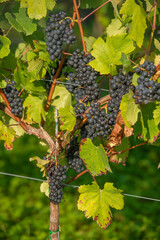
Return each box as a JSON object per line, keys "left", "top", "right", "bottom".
{"left": 9, "top": 119, "right": 25, "bottom": 137}
{"left": 154, "top": 38, "right": 160, "bottom": 51}
{"left": 120, "top": 89, "right": 140, "bottom": 127}
{"left": 89, "top": 34, "right": 134, "bottom": 75}
{"left": 110, "top": 137, "right": 130, "bottom": 164}
{"left": 144, "top": 0, "right": 152, "bottom": 11}
{"left": 140, "top": 103, "right": 159, "bottom": 143}
{"left": 23, "top": 95, "right": 46, "bottom": 124}
{"left": 40, "top": 182, "right": 49, "bottom": 197}
{"left": 120, "top": 0, "right": 147, "bottom": 47}
{"left": 14, "top": 8, "right": 37, "bottom": 35}
{"left": 153, "top": 103, "right": 160, "bottom": 126}
{"left": 111, "top": 0, "right": 121, "bottom": 17}
{"left": 52, "top": 85, "right": 72, "bottom": 109}
{"left": 0, "top": 120, "right": 15, "bottom": 150}
{"left": 106, "top": 19, "right": 126, "bottom": 36}
{"left": 0, "top": 36, "right": 11, "bottom": 58}
{"left": 30, "top": 156, "right": 49, "bottom": 171}
{"left": 132, "top": 72, "right": 139, "bottom": 87}
{"left": 0, "top": 80, "right": 7, "bottom": 88}
{"left": 59, "top": 106, "right": 76, "bottom": 133}
{"left": 78, "top": 182, "right": 124, "bottom": 229}
{"left": 20, "top": 0, "right": 56, "bottom": 20}
{"left": 80, "top": 138, "right": 111, "bottom": 176}
{"left": 83, "top": 36, "right": 96, "bottom": 52}
{"left": 5, "top": 12, "right": 23, "bottom": 32}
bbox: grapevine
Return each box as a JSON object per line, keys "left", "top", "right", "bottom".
{"left": 0, "top": 0, "right": 160, "bottom": 239}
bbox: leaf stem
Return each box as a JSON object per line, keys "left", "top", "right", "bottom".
{"left": 72, "top": 0, "right": 87, "bottom": 53}
{"left": 146, "top": 1, "right": 157, "bottom": 56}
{"left": 44, "top": 45, "right": 69, "bottom": 113}
{"left": 82, "top": 0, "right": 111, "bottom": 22}
{"left": 66, "top": 169, "right": 88, "bottom": 184}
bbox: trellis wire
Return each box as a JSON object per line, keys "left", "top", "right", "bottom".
{"left": 0, "top": 171, "right": 160, "bottom": 202}
{"left": 41, "top": 78, "right": 110, "bottom": 92}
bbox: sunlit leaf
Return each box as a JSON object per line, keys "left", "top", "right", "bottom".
{"left": 78, "top": 182, "right": 124, "bottom": 229}
{"left": 80, "top": 138, "right": 111, "bottom": 176}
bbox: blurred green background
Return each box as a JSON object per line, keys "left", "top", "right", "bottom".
{"left": 1, "top": 0, "right": 160, "bottom": 239}
{"left": 0, "top": 134, "right": 160, "bottom": 240}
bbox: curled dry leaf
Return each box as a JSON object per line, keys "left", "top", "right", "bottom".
{"left": 109, "top": 112, "right": 133, "bottom": 147}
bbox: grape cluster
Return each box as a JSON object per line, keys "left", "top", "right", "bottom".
{"left": 108, "top": 71, "right": 133, "bottom": 113}
{"left": 74, "top": 102, "right": 89, "bottom": 119}
{"left": 46, "top": 11, "right": 76, "bottom": 61}
{"left": 3, "top": 79, "right": 23, "bottom": 117}
{"left": 47, "top": 163, "right": 67, "bottom": 204}
{"left": 66, "top": 49, "right": 99, "bottom": 103}
{"left": 133, "top": 61, "right": 160, "bottom": 104}
{"left": 67, "top": 137, "right": 84, "bottom": 173}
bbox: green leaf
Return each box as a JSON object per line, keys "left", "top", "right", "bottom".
{"left": 132, "top": 72, "right": 139, "bottom": 87}
{"left": 23, "top": 95, "right": 46, "bottom": 124}
{"left": 120, "top": 53, "right": 130, "bottom": 68}
{"left": 9, "top": 119, "right": 25, "bottom": 137}
{"left": 80, "top": 138, "right": 111, "bottom": 176}
{"left": 14, "top": 8, "right": 37, "bottom": 35}
{"left": 153, "top": 103, "right": 160, "bottom": 126}
{"left": 78, "top": 182, "right": 124, "bottom": 229}
{"left": 5, "top": 12, "right": 23, "bottom": 32}
{"left": 83, "top": 36, "right": 96, "bottom": 52}
{"left": 110, "top": 137, "right": 130, "bottom": 164}
{"left": 0, "top": 36, "right": 11, "bottom": 58}
{"left": 40, "top": 182, "right": 49, "bottom": 197}
{"left": 21, "top": 0, "right": 56, "bottom": 20}
{"left": 90, "top": 34, "right": 134, "bottom": 75}
{"left": 110, "top": 0, "right": 121, "bottom": 17}
{"left": 154, "top": 38, "right": 160, "bottom": 51}
{"left": 140, "top": 103, "right": 159, "bottom": 143}
{"left": 0, "top": 120, "right": 15, "bottom": 150}
{"left": 59, "top": 107, "right": 76, "bottom": 133}
{"left": 30, "top": 156, "right": 49, "bottom": 171}
{"left": 106, "top": 19, "right": 126, "bottom": 36}
{"left": 52, "top": 85, "right": 72, "bottom": 109}
{"left": 15, "top": 43, "right": 27, "bottom": 60}
{"left": 120, "top": 0, "right": 147, "bottom": 47}
{"left": 0, "top": 80, "right": 7, "bottom": 88}
{"left": 144, "top": 0, "right": 152, "bottom": 11}
{"left": 120, "top": 89, "right": 140, "bottom": 127}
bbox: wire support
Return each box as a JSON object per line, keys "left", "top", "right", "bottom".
{"left": 0, "top": 171, "right": 160, "bottom": 202}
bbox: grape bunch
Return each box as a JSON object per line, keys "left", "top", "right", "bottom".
{"left": 66, "top": 49, "right": 99, "bottom": 103}
{"left": 3, "top": 79, "right": 23, "bottom": 117}
{"left": 74, "top": 102, "right": 89, "bottom": 119}
{"left": 47, "top": 163, "right": 67, "bottom": 204}
{"left": 133, "top": 61, "right": 160, "bottom": 104}
{"left": 46, "top": 11, "right": 76, "bottom": 61}
{"left": 108, "top": 70, "right": 133, "bottom": 113}
{"left": 66, "top": 137, "right": 84, "bottom": 173}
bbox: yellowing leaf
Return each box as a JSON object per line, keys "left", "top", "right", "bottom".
{"left": 0, "top": 120, "right": 15, "bottom": 150}
{"left": 21, "top": 0, "right": 56, "bottom": 20}
{"left": 120, "top": 0, "right": 147, "bottom": 47}
{"left": 9, "top": 119, "right": 25, "bottom": 137}
{"left": 40, "top": 182, "right": 49, "bottom": 197}
{"left": 83, "top": 36, "right": 96, "bottom": 52}
{"left": 90, "top": 34, "right": 134, "bottom": 75}
{"left": 0, "top": 36, "right": 11, "bottom": 58}
{"left": 78, "top": 182, "right": 124, "bottom": 229}
{"left": 59, "top": 106, "right": 76, "bottom": 133}
{"left": 23, "top": 95, "right": 46, "bottom": 124}
{"left": 52, "top": 85, "right": 72, "bottom": 109}
{"left": 80, "top": 138, "right": 111, "bottom": 176}
{"left": 106, "top": 19, "right": 126, "bottom": 36}
{"left": 120, "top": 89, "right": 140, "bottom": 127}
{"left": 30, "top": 156, "right": 49, "bottom": 171}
